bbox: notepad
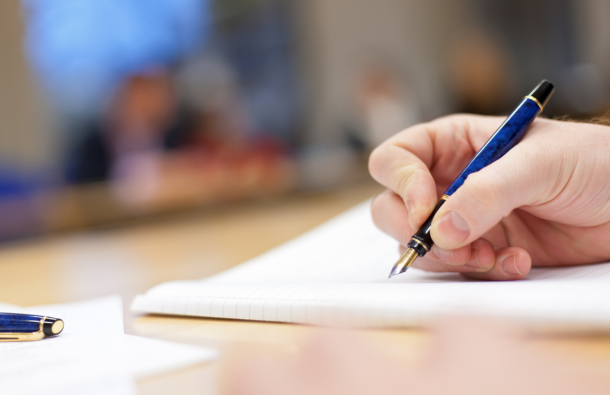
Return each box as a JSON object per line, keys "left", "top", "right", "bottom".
{"left": 132, "top": 201, "right": 610, "bottom": 330}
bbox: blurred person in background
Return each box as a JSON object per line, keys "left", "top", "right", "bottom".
{"left": 144, "top": 54, "right": 294, "bottom": 209}
{"left": 65, "top": 68, "right": 183, "bottom": 185}
{"left": 65, "top": 60, "right": 293, "bottom": 210}
{"left": 64, "top": 68, "right": 190, "bottom": 203}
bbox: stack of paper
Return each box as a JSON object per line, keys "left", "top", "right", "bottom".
{"left": 0, "top": 296, "right": 217, "bottom": 395}
{"left": 132, "top": 201, "right": 610, "bottom": 330}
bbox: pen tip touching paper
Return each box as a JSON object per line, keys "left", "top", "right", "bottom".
{"left": 388, "top": 264, "right": 408, "bottom": 278}
{"left": 388, "top": 266, "right": 405, "bottom": 278}
{"left": 389, "top": 248, "right": 418, "bottom": 278}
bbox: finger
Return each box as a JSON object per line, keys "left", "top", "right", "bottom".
{"left": 372, "top": 189, "right": 414, "bottom": 247}
{"left": 430, "top": 134, "right": 548, "bottom": 249}
{"left": 462, "top": 246, "right": 531, "bottom": 281}
{"left": 369, "top": 132, "right": 437, "bottom": 230}
{"left": 429, "top": 244, "right": 473, "bottom": 266}
{"left": 403, "top": 238, "right": 496, "bottom": 273}
{"left": 369, "top": 115, "right": 506, "bottom": 229}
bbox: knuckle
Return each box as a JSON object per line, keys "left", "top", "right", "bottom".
{"left": 393, "top": 165, "right": 425, "bottom": 197}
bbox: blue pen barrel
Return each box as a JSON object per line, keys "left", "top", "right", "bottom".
{"left": 0, "top": 313, "right": 44, "bottom": 333}
{"left": 444, "top": 98, "right": 541, "bottom": 196}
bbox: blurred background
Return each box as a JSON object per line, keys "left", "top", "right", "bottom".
{"left": 0, "top": 0, "right": 609, "bottom": 241}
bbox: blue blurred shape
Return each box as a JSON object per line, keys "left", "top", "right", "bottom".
{"left": 21, "top": 0, "right": 209, "bottom": 112}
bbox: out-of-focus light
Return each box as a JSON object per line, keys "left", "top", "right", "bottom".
{"left": 21, "top": 0, "right": 209, "bottom": 113}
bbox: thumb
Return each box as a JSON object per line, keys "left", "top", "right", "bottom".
{"left": 430, "top": 147, "right": 542, "bottom": 249}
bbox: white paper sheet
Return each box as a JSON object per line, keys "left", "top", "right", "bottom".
{"left": 132, "top": 200, "right": 610, "bottom": 330}
{"left": 0, "top": 296, "right": 218, "bottom": 395}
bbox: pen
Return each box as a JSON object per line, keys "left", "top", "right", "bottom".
{"left": 389, "top": 80, "right": 555, "bottom": 278}
{"left": 0, "top": 313, "right": 64, "bottom": 342}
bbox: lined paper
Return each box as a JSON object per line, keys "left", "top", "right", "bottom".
{"left": 132, "top": 201, "right": 610, "bottom": 329}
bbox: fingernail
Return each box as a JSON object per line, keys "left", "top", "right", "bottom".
{"left": 432, "top": 245, "right": 459, "bottom": 265}
{"left": 501, "top": 255, "right": 521, "bottom": 275}
{"left": 435, "top": 211, "right": 470, "bottom": 247}
{"left": 407, "top": 200, "right": 416, "bottom": 229}
{"left": 466, "top": 247, "right": 492, "bottom": 272}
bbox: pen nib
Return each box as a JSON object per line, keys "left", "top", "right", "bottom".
{"left": 388, "top": 266, "right": 401, "bottom": 279}
{"left": 388, "top": 248, "right": 419, "bottom": 278}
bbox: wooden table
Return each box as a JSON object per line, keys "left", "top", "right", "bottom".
{"left": 1, "top": 180, "right": 609, "bottom": 394}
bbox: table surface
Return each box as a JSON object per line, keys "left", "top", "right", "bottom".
{"left": 1, "top": 181, "right": 610, "bottom": 394}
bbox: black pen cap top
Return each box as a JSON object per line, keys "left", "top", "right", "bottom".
{"left": 529, "top": 80, "right": 554, "bottom": 107}
{"left": 43, "top": 317, "right": 64, "bottom": 337}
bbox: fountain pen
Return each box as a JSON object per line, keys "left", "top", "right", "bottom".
{"left": 389, "top": 80, "right": 555, "bottom": 278}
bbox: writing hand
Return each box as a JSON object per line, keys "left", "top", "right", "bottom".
{"left": 370, "top": 115, "right": 610, "bottom": 280}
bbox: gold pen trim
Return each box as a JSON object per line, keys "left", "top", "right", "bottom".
{"left": 441, "top": 194, "right": 450, "bottom": 201}
{"left": 0, "top": 316, "right": 47, "bottom": 342}
{"left": 51, "top": 320, "right": 64, "bottom": 334}
{"left": 410, "top": 238, "right": 429, "bottom": 252}
{"left": 525, "top": 95, "right": 543, "bottom": 110}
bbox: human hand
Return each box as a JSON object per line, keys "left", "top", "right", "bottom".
{"left": 369, "top": 115, "right": 610, "bottom": 280}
